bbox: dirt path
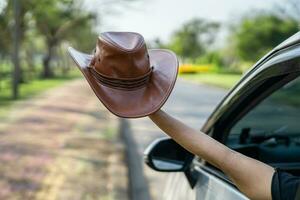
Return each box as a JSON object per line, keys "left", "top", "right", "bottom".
{"left": 0, "top": 79, "right": 128, "bottom": 200}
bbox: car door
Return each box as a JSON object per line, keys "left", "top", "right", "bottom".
{"left": 193, "top": 32, "right": 300, "bottom": 200}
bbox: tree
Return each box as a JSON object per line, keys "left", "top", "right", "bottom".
{"left": 0, "top": 0, "right": 29, "bottom": 57}
{"left": 232, "top": 12, "right": 299, "bottom": 62}
{"left": 167, "top": 18, "right": 219, "bottom": 61}
{"left": 12, "top": 0, "right": 21, "bottom": 99}
{"left": 0, "top": 0, "right": 29, "bottom": 98}
{"left": 30, "top": 0, "right": 96, "bottom": 78}
{"left": 0, "top": 6, "right": 10, "bottom": 58}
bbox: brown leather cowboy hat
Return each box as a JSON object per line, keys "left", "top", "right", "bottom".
{"left": 67, "top": 32, "right": 178, "bottom": 118}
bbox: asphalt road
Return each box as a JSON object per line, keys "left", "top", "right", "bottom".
{"left": 128, "top": 79, "right": 228, "bottom": 200}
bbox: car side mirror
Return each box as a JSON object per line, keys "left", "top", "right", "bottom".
{"left": 144, "top": 137, "right": 194, "bottom": 172}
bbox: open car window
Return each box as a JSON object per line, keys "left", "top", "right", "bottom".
{"left": 229, "top": 76, "right": 300, "bottom": 137}
{"left": 227, "top": 75, "right": 300, "bottom": 168}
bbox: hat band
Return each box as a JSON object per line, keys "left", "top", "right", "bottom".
{"left": 89, "top": 66, "right": 153, "bottom": 90}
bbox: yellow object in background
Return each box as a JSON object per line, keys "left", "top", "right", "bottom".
{"left": 178, "top": 64, "right": 214, "bottom": 74}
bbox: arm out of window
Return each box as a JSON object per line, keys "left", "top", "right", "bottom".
{"left": 149, "top": 109, "right": 275, "bottom": 200}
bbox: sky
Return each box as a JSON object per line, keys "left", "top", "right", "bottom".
{"left": 0, "top": 0, "right": 281, "bottom": 43}
{"left": 84, "top": 0, "right": 280, "bottom": 43}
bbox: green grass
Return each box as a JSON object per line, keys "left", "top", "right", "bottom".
{"left": 0, "top": 72, "right": 81, "bottom": 118}
{"left": 180, "top": 73, "right": 242, "bottom": 89}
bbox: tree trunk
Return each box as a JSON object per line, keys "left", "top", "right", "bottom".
{"left": 12, "top": 0, "right": 21, "bottom": 99}
{"left": 25, "top": 49, "right": 35, "bottom": 81}
{"left": 42, "top": 43, "right": 54, "bottom": 78}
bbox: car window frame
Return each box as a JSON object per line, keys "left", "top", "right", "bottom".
{"left": 220, "top": 72, "right": 300, "bottom": 142}
{"left": 228, "top": 75, "right": 300, "bottom": 137}
{"left": 201, "top": 43, "right": 300, "bottom": 137}
{"left": 210, "top": 44, "right": 300, "bottom": 142}
{"left": 193, "top": 43, "right": 300, "bottom": 183}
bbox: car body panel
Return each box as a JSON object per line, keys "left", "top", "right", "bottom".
{"left": 194, "top": 166, "right": 248, "bottom": 200}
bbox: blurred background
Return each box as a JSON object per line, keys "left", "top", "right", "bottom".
{"left": 0, "top": 0, "right": 299, "bottom": 199}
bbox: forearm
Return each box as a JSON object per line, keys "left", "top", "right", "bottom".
{"left": 149, "top": 109, "right": 274, "bottom": 200}
{"left": 149, "top": 109, "right": 232, "bottom": 169}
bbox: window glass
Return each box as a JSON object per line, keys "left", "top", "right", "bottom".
{"left": 230, "top": 76, "right": 300, "bottom": 137}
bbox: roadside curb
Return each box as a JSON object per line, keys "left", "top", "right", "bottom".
{"left": 119, "top": 118, "right": 151, "bottom": 200}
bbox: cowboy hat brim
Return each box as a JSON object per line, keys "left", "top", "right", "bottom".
{"left": 67, "top": 47, "right": 178, "bottom": 118}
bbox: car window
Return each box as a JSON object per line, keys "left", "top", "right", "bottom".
{"left": 229, "top": 75, "right": 300, "bottom": 139}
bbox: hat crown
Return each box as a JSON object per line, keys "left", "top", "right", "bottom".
{"left": 91, "top": 32, "right": 151, "bottom": 78}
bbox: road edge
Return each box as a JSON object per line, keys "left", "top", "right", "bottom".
{"left": 119, "top": 118, "right": 151, "bottom": 200}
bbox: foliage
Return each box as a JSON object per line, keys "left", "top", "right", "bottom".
{"left": 195, "top": 50, "right": 224, "bottom": 67}
{"left": 165, "top": 0, "right": 300, "bottom": 72}
{"left": 232, "top": 12, "right": 299, "bottom": 62}
{"left": 167, "top": 18, "right": 219, "bottom": 61}
{"left": 29, "top": 0, "right": 97, "bottom": 77}
{"left": 0, "top": 8, "right": 10, "bottom": 57}
{"left": 0, "top": 0, "right": 98, "bottom": 100}
{"left": 0, "top": 0, "right": 141, "bottom": 100}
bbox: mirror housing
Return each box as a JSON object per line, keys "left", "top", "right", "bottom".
{"left": 144, "top": 137, "right": 194, "bottom": 172}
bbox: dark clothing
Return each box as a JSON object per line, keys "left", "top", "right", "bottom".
{"left": 272, "top": 169, "right": 300, "bottom": 200}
